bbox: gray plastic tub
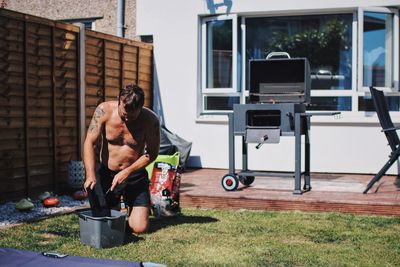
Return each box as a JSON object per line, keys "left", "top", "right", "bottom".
{"left": 78, "top": 209, "right": 127, "bottom": 248}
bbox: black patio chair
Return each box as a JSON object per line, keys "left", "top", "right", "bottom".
{"left": 363, "top": 87, "right": 400, "bottom": 193}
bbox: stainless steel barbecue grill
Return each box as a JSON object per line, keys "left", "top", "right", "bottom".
{"left": 221, "top": 52, "right": 339, "bottom": 194}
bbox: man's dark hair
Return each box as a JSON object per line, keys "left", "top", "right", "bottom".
{"left": 118, "top": 84, "right": 145, "bottom": 110}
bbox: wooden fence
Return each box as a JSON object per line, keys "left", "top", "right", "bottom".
{"left": 84, "top": 30, "right": 153, "bottom": 130}
{"left": 0, "top": 9, "right": 153, "bottom": 202}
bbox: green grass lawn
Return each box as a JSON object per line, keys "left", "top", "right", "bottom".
{"left": 0, "top": 208, "right": 399, "bottom": 266}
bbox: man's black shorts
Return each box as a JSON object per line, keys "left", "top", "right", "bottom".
{"left": 93, "top": 164, "right": 150, "bottom": 208}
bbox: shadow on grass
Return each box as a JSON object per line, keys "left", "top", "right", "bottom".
{"left": 40, "top": 230, "right": 73, "bottom": 237}
{"left": 124, "top": 233, "right": 145, "bottom": 244}
{"left": 122, "top": 214, "right": 218, "bottom": 245}
{"left": 147, "top": 214, "right": 218, "bottom": 234}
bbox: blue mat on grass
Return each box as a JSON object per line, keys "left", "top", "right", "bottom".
{"left": 0, "top": 248, "right": 142, "bottom": 267}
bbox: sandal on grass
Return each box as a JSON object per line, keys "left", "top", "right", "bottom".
{"left": 15, "top": 198, "right": 34, "bottom": 211}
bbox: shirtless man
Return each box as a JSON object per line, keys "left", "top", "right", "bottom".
{"left": 83, "top": 84, "right": 160, "bottom": 234}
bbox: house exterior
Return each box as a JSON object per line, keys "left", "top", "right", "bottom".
{"left": 136, "top": 0, "right": 400, "bottom": 175}
{"left": 3, "top": 0, "right": 137, "bottom": 39}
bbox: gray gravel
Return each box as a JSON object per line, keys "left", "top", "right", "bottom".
{"left": 0, "top": 196, "right": 89, "bottom": 228}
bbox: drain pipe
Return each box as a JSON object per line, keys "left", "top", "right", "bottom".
{"left": 117, "top": 0, "right": 125, "bottom": 37}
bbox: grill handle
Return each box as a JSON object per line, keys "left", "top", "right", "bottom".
{"left": 266, "top": 52, "right": 291, "bottom": 59}
{"left": 255, "top": 134, "right": 269, "bottom": 149}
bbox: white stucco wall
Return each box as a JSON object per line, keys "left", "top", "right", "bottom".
{"left": 137, "top": 0, "right": 400, "bottom": 175}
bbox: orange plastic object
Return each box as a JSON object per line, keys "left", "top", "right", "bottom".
{"left": 43, "top": 196, "right": 60, "bottom": 207}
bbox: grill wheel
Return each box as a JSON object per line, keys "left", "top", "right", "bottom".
{"left": 221, "top": 174, "right": 239, "bottom": 191}
{"left": 239, "top": 176, "right": 255, "bottom": 186}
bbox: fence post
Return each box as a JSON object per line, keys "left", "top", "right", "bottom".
{"left": 102, "top": 39, "right": 106, "bottom": 102}
{"left": 23, "top": 19, "right": 30, "bottom": 197}
{"left": 136, "top": 47, "right": 140, "bottom": 84}
{"left": 79, "top": 23, "right": 86, "bottom": 159}
{"left": 120, "top": 43, "right": 124, "bottom": 91}
{"left": 51, "top": 26, "right": 57, "bottom": 191}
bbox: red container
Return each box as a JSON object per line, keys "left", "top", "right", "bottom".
{"left": 149, "top": 162, "right": 181, "bottom": 217}
{"left": 43, "top": 196, "right": 60, "bottom": 207}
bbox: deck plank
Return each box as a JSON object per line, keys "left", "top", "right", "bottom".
{"left": 180, "top": 169, "right": 400, "bottom": 216}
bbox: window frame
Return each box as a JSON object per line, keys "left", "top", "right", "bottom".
{"left": 60, "top": 17, "right": 99, "bottom": 30}
{"left": 198, "top": 8, "right": 400, "bottom": 116}
{"left": 201, "top": 14, "right": 238, "bottom": 107}
{"left": 242, "top": 11, "right": 357, "bottom": 113}
{"left": 357, "top": 7, "right": 399, "bottom": 94}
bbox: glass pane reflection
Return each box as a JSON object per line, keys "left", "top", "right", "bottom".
{"left": 307, "top": 97, "right": 352, "bottom": 111}
{"left": 359, "top": 96, "right": 400, "bottom": 111}
{"left": 246, "top": 14, "right": 353, "bottom": 90}
{"left": 363, "top": 12, "right": 393, "bottom": 87}
{"left": 204, "top": 96, "right": 240, "bottom": 110}
{"left": 206, "top": 20, "right": 233, "bottom": 88}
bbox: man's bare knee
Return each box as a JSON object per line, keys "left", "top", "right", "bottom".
{"left": 128, "top": 220, "right": 148, "bottom": 234}
{"left": 128, "top": 206, "right": 149, "bottom": 234}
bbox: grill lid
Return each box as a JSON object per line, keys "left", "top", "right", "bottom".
{"left": 249, "top": 52, "right": 311, "bottom": 104}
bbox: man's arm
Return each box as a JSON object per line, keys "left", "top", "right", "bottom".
{"left": 110, "top": 114, "right": 160, "bottom": 191}
{"left": 83, "top": 103, "right": 106, "bottom": 190}
{"left": 144, "top": 116, "right": 161, "bottom": 163}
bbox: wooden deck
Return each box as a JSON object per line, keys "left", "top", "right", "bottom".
{"left": 179, "top": 168, "right": 400, "bottom": 216}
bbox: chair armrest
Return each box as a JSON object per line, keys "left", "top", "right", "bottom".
{"left": 382, "top": 125, "right": 400, "bottom": 132}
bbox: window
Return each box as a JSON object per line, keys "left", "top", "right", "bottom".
{"left": 246, "top": 15, "right": 353, "bottom": 91}
{"left": 359, "top": 95, "right": 400, "bottom": 111}
{"left": 199, "top": 8, "right": 399, "bottom": 114}
{"left": 361, "top": 11, "right": 393, "bottom": 88}
{"left": 206, "top": 19, "right": 232, "bottom": 89}
{"left": 201, "top": 15, "right": 238, "bottom": 112}
{"left": 140, "top": 35, "right": 153, "bottom": 43}
{"left": 61, "top": 18, "right": 99, "bottom": 30}
{"left": 358, "top": 8, "right": 399, "bottom": 111}
{"left": 245, "top": 14, "right": 353, "bottom": 111}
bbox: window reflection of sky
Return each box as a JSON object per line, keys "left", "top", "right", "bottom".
{"left": 363, "top": 12, "right": 392, "bottom": 87}
{"left": 363, "top": 12, "right": 387, "bottom": 67}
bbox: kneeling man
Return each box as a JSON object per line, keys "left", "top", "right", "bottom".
{"left": 83, "top": 84, "right": 160, "bottom": 234}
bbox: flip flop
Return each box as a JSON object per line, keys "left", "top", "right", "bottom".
{"left": 15, "top": 198, "right": 34, "bottom": 211}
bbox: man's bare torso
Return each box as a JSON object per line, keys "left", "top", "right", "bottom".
{"left": 100, "top": 101, "right": 151, "bottom": 171}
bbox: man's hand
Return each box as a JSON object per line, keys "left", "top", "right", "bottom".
{"left": 111, "top": 171, "right": 129, "bottom": 191}
{"left": 84, "top": 177, "right": 96, "bottom": 191}
{"left": 82, "top": 103, "right": 106, "bottom": 193}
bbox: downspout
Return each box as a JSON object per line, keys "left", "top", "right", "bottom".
{"left": 117, "top": 0, "right": 125, "bottom": 37}
{"left": 79, "top": 23, "right": 86, "bottom": 158}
